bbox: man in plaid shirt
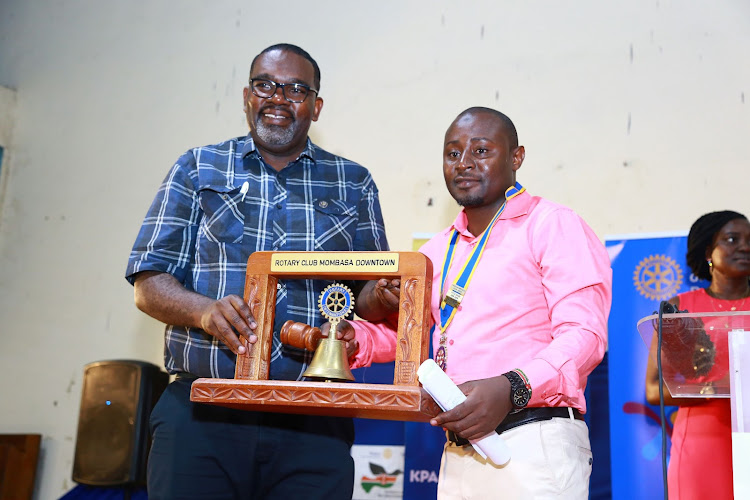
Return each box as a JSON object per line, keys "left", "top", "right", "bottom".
{"left": 126, "top": 43, "right": 388, "bottom": 499}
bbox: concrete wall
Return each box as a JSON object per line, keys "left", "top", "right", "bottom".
{"left": 1, "top": 1, "right": 748, "bottom": 498}
{"left": 0, "top": 85, "right": 15, "bottom": 214}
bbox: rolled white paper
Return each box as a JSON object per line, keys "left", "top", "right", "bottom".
{"left": 417, "top": 359, "right": 512, "bottom": 465}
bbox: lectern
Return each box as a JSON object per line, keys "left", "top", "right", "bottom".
{"left": 637, "top": 310, "right": 750, "bottom": 497}
{"left": 190, "top": 251, "right": 434, "bottom": 421}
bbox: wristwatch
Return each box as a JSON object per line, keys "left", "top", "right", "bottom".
{"left": 503, "top": 370, "right": 531, "bottom": 410}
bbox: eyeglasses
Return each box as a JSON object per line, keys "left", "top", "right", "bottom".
{"left": 249, "top": 78, "right": 318, "bottom": 103}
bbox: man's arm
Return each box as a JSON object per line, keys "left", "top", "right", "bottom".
{"left": 134, "top": 271, "right": 257, "bottom": 354}
{"left": 334, "top": 317, "right": 401, "bottom": 369}
{"left": 518, "top": 209, "right": 612, "bottom": 408}
{"left": 126, "top": 151, "right": 200, "bottom": 285}
{"left": 126, "top": 151, "right": 257, "bottom": 354}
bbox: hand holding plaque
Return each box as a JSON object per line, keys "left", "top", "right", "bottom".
{"left": 190, "top": 251, "right": 433, "bottom": 421}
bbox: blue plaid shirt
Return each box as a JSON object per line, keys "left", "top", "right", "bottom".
{"left": 126, "top": 135, "right": 388, "bottom": 380}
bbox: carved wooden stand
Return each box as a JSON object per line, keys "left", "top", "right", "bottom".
{"left": 190, "top": 251, "right": 433, "bottom": 421}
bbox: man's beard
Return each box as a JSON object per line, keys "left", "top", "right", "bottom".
{"left": 455, "top": 195, "right": 483, "bottom": 207}
{"left": 255, "top": 118, "right": 296, "bottom": 146}
{"left": 449, "top": 185, "right": 484, "bottom": 207}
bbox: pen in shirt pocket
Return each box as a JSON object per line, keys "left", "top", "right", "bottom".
{"left": 240, "top": 181, "right": 249, "bottom": 201}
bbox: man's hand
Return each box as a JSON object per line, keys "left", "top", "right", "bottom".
{"left": 430, "top": 375, "right": 513, "bottom": 441}
{"left": 199, "top": 295, "right": 258, "bottom": 355}
{"left": 321, "top": 319, "right": 359, "bottom": 359}
{"left": 134, "top": 271, "right": 258, "bottom": 355}
{"left": 370, "top": 278, "right": 401, "bottom": 311}
{"left": 355, "top": 278, "right": 401, "bottom": 321}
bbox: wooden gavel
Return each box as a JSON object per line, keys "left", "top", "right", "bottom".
{"left": 280, "top": 320, "right": 355, "bottom": 381}
{"left": 279, "top": 320, "right": 324, "bottom": 351}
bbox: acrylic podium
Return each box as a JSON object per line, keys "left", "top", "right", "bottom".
{"left": 190, "top": 251, "right": 434, "bottom": 422}
{"left": 637, "top": 310, "right": 750, "bottom": 497}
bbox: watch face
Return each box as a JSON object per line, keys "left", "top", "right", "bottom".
{"left": 513, "top": 387, "right": 530, "bottom": 408}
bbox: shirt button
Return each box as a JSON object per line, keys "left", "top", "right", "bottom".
{"left": 449, "top": 340, "right": 454, "bottom": 345}
{"left": 318, "top": 200, "right": 328, "bottom": 208}
{"left": 276, "top": 203, "right": 283, "bottom": 209}
{"left": 222, "top": 194, "right": 228, "bottom": 200}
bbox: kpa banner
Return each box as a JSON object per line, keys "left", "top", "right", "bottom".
{"left": 606, "top": 233, "right": 708, "bottom": 499}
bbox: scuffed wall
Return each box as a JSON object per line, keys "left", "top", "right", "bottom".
{"left": 1, "top": 1, "right": 748, "bottom": 498}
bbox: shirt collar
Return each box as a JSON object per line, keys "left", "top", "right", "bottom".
{"left": 240, "top": 134, "right": 317, "bottom": 164}
{"left": 450, "top": 188, "right": 532, "bottom": 237}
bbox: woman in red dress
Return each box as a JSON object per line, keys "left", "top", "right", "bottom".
{"left": 646, "top": 210, "right": 750, "bottom": 500}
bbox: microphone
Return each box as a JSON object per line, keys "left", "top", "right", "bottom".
{"left": 660, "top": 301, "right": 678, "bottom": 314}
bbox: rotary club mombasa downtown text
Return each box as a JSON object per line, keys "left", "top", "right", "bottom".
{"left": 272, "top": 258, "right": 398, "bottom": 267}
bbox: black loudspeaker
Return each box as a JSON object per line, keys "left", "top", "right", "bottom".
{"left": 72, "top": 360, "right": 169, "bottom": 486}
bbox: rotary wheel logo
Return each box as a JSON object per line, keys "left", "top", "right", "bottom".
{"left": 633, "top": 255, "right": 683, "bottom": 301}
{"left": 318, "top": 283, "right": 354, "bottom": 320}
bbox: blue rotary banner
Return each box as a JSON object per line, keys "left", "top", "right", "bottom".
{"left": 606, "top": 233, "right": 708, "bottom": 499}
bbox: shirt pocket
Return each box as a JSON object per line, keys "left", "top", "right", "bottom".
{"left": 198, "top": 185, "right": 245, "bottom": 244}
{"left": 312, "top": 198, "right": 358, "bottom": 251}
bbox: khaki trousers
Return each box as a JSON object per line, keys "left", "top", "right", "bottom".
{"left": 437, "top": 413, "right": 591, "bottom": 500}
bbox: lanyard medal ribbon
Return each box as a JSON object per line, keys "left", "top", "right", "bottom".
{"left": 435, "top": 182, "right": 525, "bottom": 370}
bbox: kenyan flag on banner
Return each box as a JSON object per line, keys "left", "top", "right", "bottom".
{"left": 361, "top": 463, "right": 402, "bottom": 492}
{"left": 351, "top": 444, "right": 404, "bottom": 499}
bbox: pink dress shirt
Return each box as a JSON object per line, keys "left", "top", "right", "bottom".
{"left": 351, "top": 190, "right": 612, "bottom": 413}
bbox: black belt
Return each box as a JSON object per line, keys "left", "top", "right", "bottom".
{"left": 447, "top": 407, "right": 584, "bottom": 446}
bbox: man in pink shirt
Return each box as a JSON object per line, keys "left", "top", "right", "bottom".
{"left": 346, "top": 107, "right": 612, "bottom": 498}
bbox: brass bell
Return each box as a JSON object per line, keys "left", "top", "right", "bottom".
{"left": 302, "top": 336, "right": 355, "bottom": 382}
{"left": 302, "top": 283, "right": 356, "bottom": 382}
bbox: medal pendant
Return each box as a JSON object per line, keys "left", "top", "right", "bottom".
{"left": 443, "top": 295, "right": 460, "bottom": 308}
{"left": 436, "top": 346, "right": 447, "bottom": 371}
{"left": 444, "top": 284, "right": 465, "bottom": 308}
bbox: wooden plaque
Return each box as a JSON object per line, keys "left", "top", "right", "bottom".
{"left": 190, "top": 251, "right": 434, "bottom": 421}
